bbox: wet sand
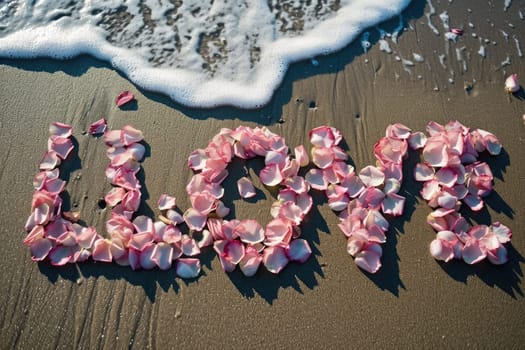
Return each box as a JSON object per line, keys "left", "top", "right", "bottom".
{"left": 1, "top": 0, "right": 524, "bottom": 348}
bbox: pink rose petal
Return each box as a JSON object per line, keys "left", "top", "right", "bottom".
{"left": 116, "top": 91, "right": 135, "bottom": 107}
{"left": 354, "top": 244, "right": 382, "bottom": 274}
{"left": 88, "top": 118, "right": 107, "bottom": 135}
{"left": 359, "top": 166, "right": 385, "bottom": 187}
{"left": 263, "top": 246, "right": 289, "bottom": 274}
{"left": 286, "top": 239, "right": 312, "bottom": 263}
{"left": 49, "top": 122, "right": 72, "bottom": 138}
{"left": 158, "top": 194, "right": 176, "bottom": 210}
{"left": 237, "top": 177, "right": 256, "bottom": 198}
{"left": 183, "top": 208, "right": 208, "bottom": 231}
{"left": 92, "top": 239, "right": 113, "bottom": 263}
{"left": 152, "top": 242, "right": 173, "bottom": 270}
{"left": 29, "top": 238, "right": 52, "bottom": 261}
{"left": 260, "top": 163, "right": 283, "bottom": 187}
{"left": 239, "top": 246, "right": 262, "bottom": 277}
{"left": 176, "top": 258, "right": 201, "bottom": 278}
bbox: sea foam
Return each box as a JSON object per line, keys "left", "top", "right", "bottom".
{"left": 0, "top": 0, "right": 410, "bottom": 108}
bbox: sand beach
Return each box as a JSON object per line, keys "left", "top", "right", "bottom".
{"left": 1, "top": 0, "right": 524, "bottom": 348}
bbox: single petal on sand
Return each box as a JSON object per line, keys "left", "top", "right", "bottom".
{"left": 157, "top": 194, "right": 176, "bottom": 210}
{"left": 88, "top": 118, "right": 107, "bottom": 135}
{"left": 237, "top": 177, "right": 256, "bottom": 198}
{"left": 116, "top": 90, "right": 135, "bottom": 107}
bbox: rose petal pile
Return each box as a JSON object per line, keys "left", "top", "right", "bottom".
{"left": 23, "top": 122, "right": 200, "bottom": 278}
{"left": 305, "top": 125, "right": 414, "bottom": 273}
{"left": 413, "top": 121, "right": 512, "bottom": 265}
{"left": 186, "top": 126, "right": 313, "bottom": 276}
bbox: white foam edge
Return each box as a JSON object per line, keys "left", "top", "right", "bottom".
{"left": 0, "top": 0, "right": 411, "bottom": 108}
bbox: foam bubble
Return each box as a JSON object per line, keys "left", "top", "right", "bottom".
{"left": 0, "top": 0, "right": 410, "bottom": 108}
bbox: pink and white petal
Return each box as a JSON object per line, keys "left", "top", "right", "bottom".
{"left": 386, "top": 123, "right": 412, "bottom": 139}
{"left": 104, "top": 130, "right": 124, "bottom": 147}
{"left": 346, "top": 236, "right": 366, "bottom": 256}
{"left": 260, "top": 164, "right": 283, "bottom": 187}
{"left": 309, "top": 126, "right": 335, "bottom": 147}
{"left": 341, "top": 175, "right": 365, "bottom": 198}
{"left": 383, "top": 178, "right": 401, "bottom": 195}
{"left": 224, "top": 240, "right": 245, "bottom": 265}
{"left": 43, "top": 177, "right": 66, "bottom": 195}
{"left": 462, "top": 240, "right": 487, "bottom": 264}
{"left": 29, "top": 238, "right": 53, "bottom": 261}
{"left": 354, "top": 244, "right": 382, "bottom": 274}
{"left": 183, "top": 208, "right": 208, "bottom": 231}
{"left": 305, "top": 169, "right": 328, "bottom": 190}
{"left": 265, "top": 150, "right": 287, "bottom": 167}
{"left": 328, "top": 196, "right": 349, "bottom": 212}
{"left": 181, "top": 235, "right": 201, "bottom": 256}
{"left": 381, "top": 193, "right": 405, "bottom": 216}
{"left": 359, "top": 166, "right": 385, "bottom": 187}
{"left": 265, "top": 218, "right": 292, "bottom": 247}
{"left": 196, "top": 229, "right": 214, "bottom": 248}
{"left": 420, "top": 180, "right": 441, "bottom": 201}
{"left": 128, "top": 232, "right": 154, "bottom": 251}
{"left": 152, "top": 243, "right": 173, "bottom": 270}
{"left": 238, "top": 219, "right": 265, "bottom": 244}
{"left": 311, "top": 147, "right": 334, "bottom": 169}
{"left": 487, "top": 245, "right": 508, "bottom": 265}
{"left": 285, "top": 176, "right": 308, "bottom": 194}
{"left": 423, "top": 140, "right": 449, "bottom": 167}
{"left": 121, "top": 125, "right": 144, "bottom": 146}
{"left": 217, "top": 252, "right": 237, "bottom": 272}
{"left": 365, "top": 210, "right": 389, "bottom": 231}
{"left": 176, "top": 258, "right": 201, "bottom": 278}
{"left": 92, "top": 239, "right": 113, "bottom": 262}
{"left": 127, "top": 143, "right": 146, "bottom": 161}
{"left": 463, "top": 194, "right": 484, "bottom": 211}
{"left": 239, "top": 247, "right": 262, "bottom": 277}
{"left": 414, "top": 163, "right": 435, "bottom": 182}
{"left": 491, "top": 222, "right": 512, "bottom": 243}
{"left": 158, "top": 194, "right": 176, "bottom": 210}
{"left": 49, "top": 245, "right": 72, "bottom": 266}
{"left": 296, "top": 192, "right": 313, "bottom": 216}
{"left": 294, "top": 145, "right": 309, "bottom": 167}
{"left": 263, "top": 246, "right": 289, "bottom": 274}
{"left": 165, "top": 209, "right": 184, "bottom": 225}
{"left": 139, "top": 243, "right": 157, "bottom": 269}
{"left": 133, "top": 215, "right": 154, "bottom": 235}
{"left": 429, "top": 239, "right": 455, "bottom": 262}
{"left": 237, "top": 177, "right": 256, "bottom": 198}
{"left": 367, "top": 225, "right": 387, "bottom": 243}
{"left": 49, "top": 122, "right": 73, "bottom": 138}
{"left": 286, "top": 239, "right": 312, "bottom": 263}
{"left": 128, "top": 249, "right": 141, "bottom": 270}
{"left": 187, "top": 149, "right": 208, "bottom": 171}
{"left": 39, "top": 151, "right": 61, "bottom": 170}
{"left": 437, "top": 192, "right": 458, "bottom": 209}
{"left": 105, "top": 187, "right": 126, "bottom": 207}
{"left": 215, "top": 200, "right": 230, "bottom": 218}
{"left": 408, "top": 131, "right": 427, "bottom": 149}
{"left": 88, "top": 118, "right": 107, "bottom": 135}
{"left": 435, "top": 167, "right": 458, "bottom": 187}
{"left": 190, "top": 192, "right": 216, "bottom": 215}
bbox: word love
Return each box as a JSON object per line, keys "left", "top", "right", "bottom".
{"left": 23, "top": 120, "right": 512, "bottom": 278}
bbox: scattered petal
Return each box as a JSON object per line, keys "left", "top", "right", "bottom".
{"left": 237, "top": 177, "right": 256, "bottom": 198}
{"left": 116, "top": 91, "right": 135, "bottom": 107}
